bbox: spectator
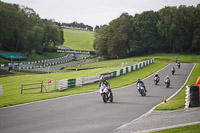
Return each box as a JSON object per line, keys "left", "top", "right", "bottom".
{"left": 196, "top": 76, "right": 200, "bottom": 88}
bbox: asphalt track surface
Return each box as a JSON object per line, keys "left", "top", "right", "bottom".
{"left": 0, "top": 63, "right": 194, "bottom": 133}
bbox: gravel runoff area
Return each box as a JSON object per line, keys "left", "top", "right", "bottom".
{"left": 111, "top": 107, "right": 200, "bottom": 133}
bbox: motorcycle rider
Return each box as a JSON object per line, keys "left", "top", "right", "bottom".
{"left": 164, "top": 75, "right": 170, "bottom": 84}
{"left": 136, "top": 79, "right": 147, "bottom": 92}
{"left": 177, "top": 61, "right": 181, "bottom": 68}
{"left": 154, "top": 72, "right": 160, "bottom": 80}
{"left": 171, "top": 66, "right": 175, "bottom": 74}
{"left": 175, "top": 58, "right": 178, "bottom": 63}
{"left": 98, "top": 76, "right": 111, "bottom": 92}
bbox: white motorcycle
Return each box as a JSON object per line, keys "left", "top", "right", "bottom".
{"left": 154, "top": 76, "right": 160, "bottom": 85}
{"left": 99, "top": 84, "right": 113, "bottom": 103}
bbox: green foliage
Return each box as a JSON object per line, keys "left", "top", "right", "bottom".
{"left": 132, "top": 11, "right": 160, "bottom": 54}
{"left": 63, "top": 29, "right": 94, "bottom": 51}
{"left": 62, "top": 21, "right": 93, "bottom": 31}
{"left": 94, "top": 13, "right": 133, "bottom": 59}
{"left": 0, "top": 1, "right": 64, "bottom": 54}
{"left": 94, "top": 5, "right": 200, "bottom": 59}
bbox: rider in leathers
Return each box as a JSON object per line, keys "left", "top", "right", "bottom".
{"left": 164, "top": 75, "right": 170, "bottom": 84}
{"left": 99, "top": 76, "right": 111, "bottom": 92}
{"left": 136, "top": 79, "right": 147, "bottom": 92}
{"left": 154, "top": 72, "right": 160, "bottom": 79}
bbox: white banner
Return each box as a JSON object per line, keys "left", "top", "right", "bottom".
{"left": 59, "top": 79, "right": 68, "bottom": 91}
{"left": 76, "top": 78, "right": 83, "bottom": 86}
{"left": 82, "top": 74, "right": 100, "bottom": 84}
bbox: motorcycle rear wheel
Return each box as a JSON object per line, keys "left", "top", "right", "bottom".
{"left": 109, "top": 92, "right": 113, "bottom": 102}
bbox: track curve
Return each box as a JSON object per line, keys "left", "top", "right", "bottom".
{"left": 0, "top": 63, "right": 194, "bottom": 133}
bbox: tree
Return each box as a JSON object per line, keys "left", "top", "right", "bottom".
{"left": 43, "top": 20, "right": 62, "bottom": 48}
{"left": 132, "top": 11, "right": 160, "bottom": 55}
{"left": 107, "top": 13, "right": 133, "bottom": 58}
{"left": 192, "top": 4, "right": 200, "bottom": 53}
{"left": 95, "top": 25, "right": 100, "bottom": 31}
{"left": 24, "top": 25, "right": 44, "bottom": 54}
{"left": 93, "top": 25, "right": 109, "bottom": 59}
{"left": 157, "top": 6, "right": 178, "bottom": 53}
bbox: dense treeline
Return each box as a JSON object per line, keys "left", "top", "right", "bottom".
{"left": 94, "top": 5, "right": 200, "bottom": 59}
{"left": 61, "top": 21, "right": 93, "bottom": 31}
{"left": 0, "top": 1, "right": 63, "bottom": 55}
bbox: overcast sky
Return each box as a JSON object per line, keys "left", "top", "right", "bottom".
{"left": 1, "top": 0, "right": 200, "bottom": 27}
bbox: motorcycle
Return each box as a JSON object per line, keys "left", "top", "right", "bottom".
{"left": 164, "top": 79, "right": 170, "bottom": 88}
{"left": 177, "top": 63, "right": 181, "bottom": 69}
{"left": 154, "top": 76, "right": 160, "bottom": 85}
{"left": 137, "top": 83, "right": 146, "bottom": 96}
{"left": 99, "top": 84, "right": 113, "bottom": 103}
{"left": 171, "top": 68, "right": 175, "bottom": 75}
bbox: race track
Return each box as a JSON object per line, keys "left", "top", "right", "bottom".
{"left": 0, "top": 63, "right": 194, "bottom": 133}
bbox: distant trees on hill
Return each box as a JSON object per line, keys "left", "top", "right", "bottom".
{"left": 61, "top": 21, "right": 93, "bottom": 31}
{"left": 0, "top": 1, "right": 64, "bottom": 55}
{"left": 94, "top": 5, "right": 200, "bottom": 59}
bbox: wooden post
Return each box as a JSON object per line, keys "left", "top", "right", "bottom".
{"left": 21, "top": 84, "right": 23, "bottom": 94}
{"left": 41, "top": 81, "right": 43, "bottom": 93}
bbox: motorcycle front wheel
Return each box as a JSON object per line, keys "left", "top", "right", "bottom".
{"left": 102, "top": 93, "right": 108, "bottom": 103}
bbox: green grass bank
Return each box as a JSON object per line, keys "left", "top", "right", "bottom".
{"left": 63, "top": 29, "right": 95, "bottom": 51}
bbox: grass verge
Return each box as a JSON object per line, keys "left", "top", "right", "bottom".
{"left": 151, "top": 123, "right": 200, "bottom": 133}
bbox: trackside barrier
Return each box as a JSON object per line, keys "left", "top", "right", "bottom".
{"left": 21, "top": 81, "right": 43, "bottom": 94}
{"left": 0, "top": 85, "right": 2, "bottom": 95}
{"left": 58, "top": 58, "right": 154, "bottom": 91}
{"left": 185, "top": 85, "right": 200, "bottom": 108}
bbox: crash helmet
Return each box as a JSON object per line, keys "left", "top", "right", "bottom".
{"left": 100, "top": 76, "right": 104, "bottom": 81}
{"left": 137, "top": 79, "right": 141, "bottom": 82}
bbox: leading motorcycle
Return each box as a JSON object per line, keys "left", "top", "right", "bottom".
{"left": 99, "top": 84, "right": 113, "bottom": 103}
{"left": 137, "top": 83, "right": 146, "bottom": 96}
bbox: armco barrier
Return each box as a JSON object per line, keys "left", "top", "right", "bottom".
{"left": 185, "top": 85, "right": 200, "bottom": 108}
{"left": 58, "top": 59, "right": 154, "bottom": 91}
